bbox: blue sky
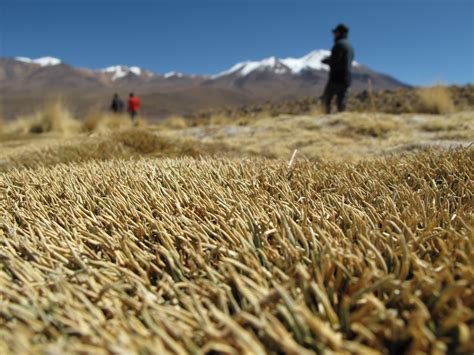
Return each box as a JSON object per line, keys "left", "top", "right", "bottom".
{"left": 1, "top": 0, "right": 473, "bottom": 85}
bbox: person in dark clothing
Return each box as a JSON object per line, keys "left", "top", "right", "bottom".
{"left": 321, "top": 24, "right": 354, "bottom": 114}
{"left": 127, "top": 93, "right": 141, "bottom": 121}
{"left": 110, "top": 93, "right": 124, "bottom": 113}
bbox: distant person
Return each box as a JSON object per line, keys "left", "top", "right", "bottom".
{"left": 321, "top": 23, "right": 354, "bottom": 114}
{"left": 110, "top": 93, "right": 124, "bottom": 113}
{"left": 127, "top": 93, "right": 141, "bottom": 121}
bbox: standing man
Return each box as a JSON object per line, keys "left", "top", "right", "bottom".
{"left": 321, "top": 24, "right": 354, "bottom": 114}
{"left": 110, "top": 93, "right": 124, "bottom": 113}
{"left": 128, "top": 92, "right": 141, "bottom": 121}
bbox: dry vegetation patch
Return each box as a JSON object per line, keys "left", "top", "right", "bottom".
{"left": 157, "top": 111, "right": 473, "bottom": 161}
{"left": 0, "top": 129, "right": 233, "bottom": 172}
{"left": 6, "top": 100, "right": 81, "bottom": 135}
{"left": 184, "top": 85, "right": 474, "bottom": 120}
{"left": 1, "top": 110, "right": 472, "bottom": 170}
{"left": 416, "top": 85, "right": 455, "bottom": 114}
{"left": 0, "top": 148, "right": 473, "bottom": 353}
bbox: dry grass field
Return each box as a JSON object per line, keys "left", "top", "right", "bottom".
{"left": 0, "top": 100, "right": 473, "bottom": 169}
{"left": 0, "top": 104, "right": 473, "bottom": 353}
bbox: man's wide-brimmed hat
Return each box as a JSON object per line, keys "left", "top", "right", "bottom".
{"left": 332, "top": 23, "right": 349, "bottom": 34}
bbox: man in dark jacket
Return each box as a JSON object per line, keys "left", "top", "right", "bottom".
{"left": 321, "top": 24, "right": 354, "bottom": 114}
{"left": 110, "top": 93, "right": 124, "bottom": 113}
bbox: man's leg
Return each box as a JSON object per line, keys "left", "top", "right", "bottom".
{"left": 322, "top": 82, "right": 336, "bottom": 114}
{"left": 336, "top": 85, "right": 349, "bottom": 112}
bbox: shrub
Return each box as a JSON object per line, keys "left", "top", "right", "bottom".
{"left": 6, "top": 99, "right": 81, "bottom": 135}
{"left": 158, "top": 116, "right": 189, "bottom": 130}
{"left": 82, "top": 111, "right": 133, "bottom": 132}
{"left": 417, "top": 85, "right": 455, "bottom": 114}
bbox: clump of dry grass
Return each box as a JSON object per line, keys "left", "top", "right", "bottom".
{"left": 4, "top": 102, "right": 148, "bottom": 138}
{"left": 188, "top": 113, "right": 250, "bottom": 128}
{"left": 338, "top": 114, "right": 400, "bottom": 138}
{"left": 420, "top": 118, "right": 458, "bottom": 132}
{"left": 157, "top": 115, "right": 190, "bottom": 130}
{"left": 0, "top": 148, "right": 472, "bottom": 353}
{"left": 82, "top": 111, "right": 148, "bottom": 133}
{"left": 0, "top": 103, "right": 4, "bottom": 135}
{"left": 6, "top": 99, "right": 82, "bottom": 135}
{"left": 417, "top": 85, "right": 455, "bottom": 114}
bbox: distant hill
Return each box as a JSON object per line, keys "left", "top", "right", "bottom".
{"left": 0, "top": 51, "right": 409, "bottom": 120}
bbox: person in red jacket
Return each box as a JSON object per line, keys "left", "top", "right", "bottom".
{"left": 127, "top": 92, "right": 140, "bottom": 121}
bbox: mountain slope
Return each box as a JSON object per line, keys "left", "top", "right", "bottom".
{"left": 205, "top": 51, "right": 403, "bottom": 100}
{"left": 0, "top": 51, "right": 408, "bottom": 119}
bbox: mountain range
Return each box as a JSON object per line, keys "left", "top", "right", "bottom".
{"left": 0, "top": 50, "right": 408, "bottom": 120}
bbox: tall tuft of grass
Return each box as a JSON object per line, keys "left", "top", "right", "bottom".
{"left": 0, "top": 103, "right": 4, "bottom": 135}
{"left": 83, "top": 111, "right": 132, "bottom": 132}
{"left": 367, "top": 78, "right": 376, "bottom": 112}
{"left": 83, "top": 111, "right": 148, "bottom": 133}
{"left": 33, "top": 99, "right": 82, "bottom": 134}
{"left": 7, "top": 99, "right": 81, "bottom": 135}
{"left": 158, "top": 115, "right": 190, "bottom": 130}
{"left": 417, "top": 84, "right": 455, "bottom": 114}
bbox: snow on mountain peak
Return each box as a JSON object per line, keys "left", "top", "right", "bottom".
{"left": 129, "top": 66, "right": 142, "bottom": 76}
{"left": 164, "top": 71, "right": 184, "bottom": 79}
{"left": 15, "top": 56, "right": 62, "bottom": 67}
{"left": 214, "top": 49, "right": 358, "bottom": 78}
{"left": 214, "top": 56, "right": 284, "bottom": 78}
{"left": 100, "top": 65, "right": 146, "bottom": 81}
{"left": 281, "top": 49, "right": 331, "bottom": 73}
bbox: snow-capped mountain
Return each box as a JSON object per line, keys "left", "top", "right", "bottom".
{"left": 10, "top": 49, "right": 357, "bottom": 81}
{"left": 214, "top": 50, "right": 359, "bottom": 78}
{"left": 1, "top": 50, "right": 407, "bottom": 120}
{"left": 15, "top": 56, "right": 62, "bottom": 67}
{"left": 164, "top": 71, "right": 185, "bottom": 79}
{"left": 99, "top": 65, "right": 155, "bottom": 81}
{"left": 10, "top": 49, "right": 363, "bottom": 82}
{"left": 99, "top": 66, "right": 193, "bottom": 81}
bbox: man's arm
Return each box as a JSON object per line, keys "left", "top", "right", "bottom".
{"left": 328, "top": 43, "right": 345, "bottom": 67}
{"left": 321, "top": 43, "right": 342, "bottom": 66}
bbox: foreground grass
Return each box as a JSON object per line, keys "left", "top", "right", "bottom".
{"left": 0, "top": 148, "right": 473, "bottom": 353}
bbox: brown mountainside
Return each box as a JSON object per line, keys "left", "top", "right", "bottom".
{"left": 0, "top": 53, "right": 408, "bottom": 120}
